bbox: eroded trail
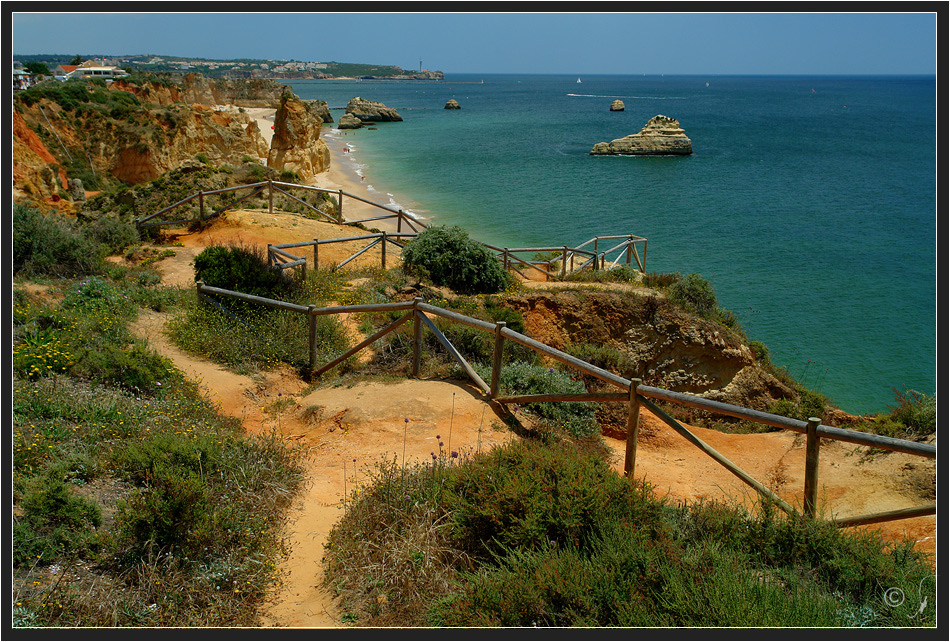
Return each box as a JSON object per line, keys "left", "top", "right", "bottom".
{"left": 128, "top": 213, "right": 936, "bottom": 627}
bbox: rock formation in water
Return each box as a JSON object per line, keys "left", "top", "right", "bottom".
{"left": 444, "top": 99, "right": 461, "bottom": 110}
{"left": 610, "top": 99, "right": 625, "bottom": 111}
{"left": 337, "top": 113, "right": 363, "bottom": 130}
{"left": 345, "top": 96, "right": 403, "bottom": 122}
{"left": 591, "top": 115, "right": 692, "bottom": 156}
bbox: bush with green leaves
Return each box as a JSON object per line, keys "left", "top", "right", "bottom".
{"left": 476, "top": 361, "right": 600, "bottom": 438}
{"left": 13, "top": 474, "right": 103, "bottom": 566}
{"left": 401, "top": 225, "right": 510, "bottom": 295}
{"left": 667, "top": 272, "right": 718, "bottom": 317}
{"left": 13, "top": 204, "right": 105, "bottom": 277}
{"left": 192, "top": 243, "right": 295, "bottom": 299}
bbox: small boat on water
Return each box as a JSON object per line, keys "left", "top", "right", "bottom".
{"left": 577, "top": 77, "right": 582, "bottom": 83}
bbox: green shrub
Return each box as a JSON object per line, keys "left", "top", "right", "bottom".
{"left": 888, "top": 389, "right": 936, "bottom": 436}
{"left": 192, "top": 243, "right": 294, "bottom": 299}
{"left": 401, "top": 225, "right": 510, "bottom": 295}
{"left": 13, "top": 475, "right": 102, "bottom": 566}
{"left": 441, "top": 440, "right": 655, "bottom": 561}
{"left": 477, "top": 361, "right": 600, "bottom": 438}
{"left": 667, "top": 272, "right": 718, "bottom": 317}
{"left": 13, "top": 204, "right": 104, "bottom": 277}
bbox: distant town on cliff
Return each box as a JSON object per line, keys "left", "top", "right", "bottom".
{"left": 12, "top": 53, "right": 445, "bottom": 81}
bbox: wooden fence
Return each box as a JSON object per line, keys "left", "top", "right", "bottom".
{"left": 195, "top": 281, "right": 936, "bottom": 529}
{"left": 267, "top": 232, "right": 648, "bottom": 281}
{"left": 135, "top": 182, "right": 648, "bottom": 279}
{"left": 134, "top": 179, "right": 427, "bottom": 232}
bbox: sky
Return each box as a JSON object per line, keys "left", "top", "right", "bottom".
{"left": 10, "top": 10, "right": 939, "bottom": 76}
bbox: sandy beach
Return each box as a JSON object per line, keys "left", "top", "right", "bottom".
{"left": 244, "top": 107, "right": 410, "bottom": 235}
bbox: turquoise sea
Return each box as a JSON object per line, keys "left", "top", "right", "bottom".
{"left": 287, "top": 74, "right": 937, "bottom": 416}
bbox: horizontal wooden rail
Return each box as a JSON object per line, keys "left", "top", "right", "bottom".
{"left": 194, "top": 265, "right": 933, "bottom": 531}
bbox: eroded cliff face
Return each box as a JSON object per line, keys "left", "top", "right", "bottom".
{"left": 505, "top": 289, "right": 795, "bottom": 411}
{"left": 110, "top": 75, "right": 286, "bottom": 108}
{"left": 110, "top": 104, "right": 271, "bottom": 184}
{"left": 12, "top": 76, "right": 291, "bottom": 206}
{"left": 267, "top": 93, "right": 330, "bottom": 181}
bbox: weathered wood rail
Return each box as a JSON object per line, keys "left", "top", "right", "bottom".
{"left": 195, "top": 281, "right": 936, "bottom": 529}
{"left": 135, "top": 182, "right": 647, "bottom": 279}
{"left": 134, "top": 179, "right": 428, "bottom": 232}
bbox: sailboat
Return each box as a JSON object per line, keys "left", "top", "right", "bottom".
{"left": 577, "top": 77, "right": 582, "bottom": 84}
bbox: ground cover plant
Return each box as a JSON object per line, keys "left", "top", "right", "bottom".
{"left": 323, "top": 439, "right": 937, "bottom": 628}
{"left": 12, "top": 206, "right": 308, "bottom": 627}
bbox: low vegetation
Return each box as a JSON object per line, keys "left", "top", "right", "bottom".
{"left": 324, "top": 439, "right": 936, "bottom": 627}
{"left": 12, "top": 202, "right": 935, "bottom": 628}
{"left": 12, "top": 204, "right": 307, "bottom": 626}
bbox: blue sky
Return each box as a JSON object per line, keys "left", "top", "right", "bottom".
{"left": 11, "top": 11, "right": 938, "bottom": 75}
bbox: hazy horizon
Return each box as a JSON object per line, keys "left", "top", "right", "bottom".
{"left": 11, "top": 11, "right": 938, "bottom": 76}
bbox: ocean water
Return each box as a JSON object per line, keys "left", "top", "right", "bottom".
{"left": 287, "top": 74, "right": 937, "bottom": 416}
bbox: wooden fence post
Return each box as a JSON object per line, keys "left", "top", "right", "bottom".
{"left": 562, "top": 246, "right": 568, "bottom": 277}
{"left": 411, "top": 297, "right": 423, "bottom": 377}
{"left": 624, "top": 378, "right": 642, "bottom": 478}
{"left": 313, "top": 239, "right": 319, "bottom": 270}
{"left": 308, "top": 305, "right": 317, "bottom": 376}
{"left": 338, "top": 189, "right": 344, "bottom": 224}
{"left": 198, "top": 191, "right": 204, "bottom": 223}
{"left": 626, "top": 235, "right": 632, "bottom": 265}
{"left": 381, "top": 232, "right": 387, "bottom": 269}
{"left": 397, "top": 210, "right": 403, "bottom": 234}
{"left": 268, "top": 180, "right": 274, "bottom": 214}
{"left": 490, "top": 321, "right": 507, "bottom": 398}
{"left": 804, "top": 416, "right": 821, "bottom": 518}
{"left": 503, "top": 248, "right": 509, "bottom": 272}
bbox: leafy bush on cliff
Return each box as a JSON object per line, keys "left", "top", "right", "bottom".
{"left": 13, "top": 204, "right": 106, "bottom": 277}
{"left": 192, "top": 243, "right": 294, "bottom": 299}
{"left": 402, "top": 226, "right": 510, "bottom": 295}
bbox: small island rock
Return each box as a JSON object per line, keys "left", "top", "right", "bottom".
{"left": 444, "top": 99, "right": 461, "bottom": 110}
{"left": 609, "top": 99, "right": 625, "bottom": 111}
{"left": 590, "top": 115, "right": 692, "bottom": 156}
{"left": 338, "top": 113, "right": 364, "bottom": 129}
{"left": 345, "top": 96, "right": 403, "bottom": 122}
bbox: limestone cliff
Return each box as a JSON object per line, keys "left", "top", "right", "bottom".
{"left": 267, "top": 93, "right": 330, "bottom": 181}
{"left": 110, "top": 74, "right": 286, "bottom": 108}
{"left": 591, "top": 115, "right": 693, "bottom": 156}
{"left": 12, "top": 77, "right": 285, "bottom": 205}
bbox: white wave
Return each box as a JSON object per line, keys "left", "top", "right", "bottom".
{"left": 567, "top": 93, "right": 687, "bottom": 99}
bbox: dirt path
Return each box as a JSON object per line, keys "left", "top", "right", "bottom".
{"left": 128, "top": 211, "right": 937, "bottom": 628}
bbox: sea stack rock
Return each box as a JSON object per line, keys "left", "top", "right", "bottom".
{"left": 444, "top": 99, "right": 461, "bottom": 110}
{"left": 590, "top": 115, "right": 693, "bottom": 156}
{"left": 338, "top": 113, "right": 363, "bottom": 130}
{"left": 609, "top": 99, "right": 625, "bottom": 111}
{"left": 345, "top": 96, "right": 403, "bottom": 122}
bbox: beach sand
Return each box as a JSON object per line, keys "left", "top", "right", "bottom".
{"left": 245, "top": 107, "right": 410, "bottom": 235}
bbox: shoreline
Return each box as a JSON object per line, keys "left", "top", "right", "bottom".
{"left": 245, "top": 106, "right": 414, "bottom": 235}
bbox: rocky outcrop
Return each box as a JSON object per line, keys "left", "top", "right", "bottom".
{"left": 267, "top": 93, "right": 330, "bottom": 181}
{"left": 609, "top": 100, "right": 625, "bottom": 111}
{"left": 111, "top": 75, "right": 286, "bottom": 108}
{"left": 444, "top": 99, "right": 461, "bottom": 110}
{"left": 111, "top": 103, "right": 270, "bottom": 184}
{"left": 591, "top": 115, "right": 692, "bottom": 156}
{"left": 337, "top": 113, "right": 363, "bottom": 130}
{"left": 304, "top": 100, "right": 334, "bottom": 123}
{"left": 12, "top": 108, "right": 68, "bottom": 203}
{"left": 345, "top": 96, "right": 403, "bottom": 122}
{"left": 504, "top": 289, "right": 793, "bottom": 408}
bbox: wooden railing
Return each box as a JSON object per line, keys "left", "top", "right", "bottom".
{"left": 134, "top": 180, "right": 428, "bottom": 232}
{"left": 195, "top": 281, "right": 936, "bottom": 529}
{"left": 266, "top": 233, "right": 648, "bottom": 281}
{"left": 135, "top": 183, "right": 647, "bottom": 279}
